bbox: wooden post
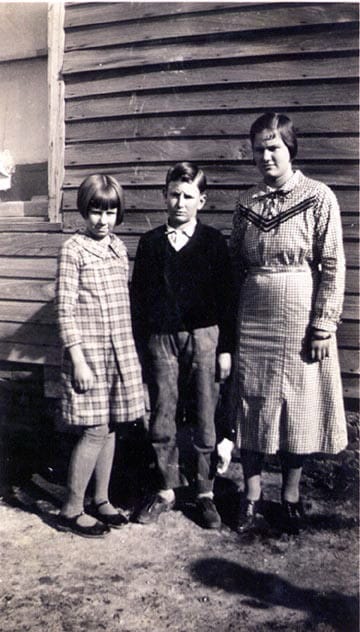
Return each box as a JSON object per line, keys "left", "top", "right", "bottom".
{"left": 48, "top": 2, "right": 65, "bottom": 223}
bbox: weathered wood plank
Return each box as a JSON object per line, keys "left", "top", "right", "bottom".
{"left": 66, "top": 81, "right": 359, "bottom": 121}
{"left": 63, "top": 163, "right": 359, "bottom": 188}
{"left": 345, "top": 270, "right": 360, "bottom": 295}
{"left": 339, "top": 349, "right": 360, "bottom": 375}
{"left": 0, "top": 301, "right": 55, "bottom": 324}
{"left": 0, "top": 321, "right": 58, "bottom": 346}
{"left": 65, "top": 109, "right": 359, "bottom": 142}
{"left": 0, "top": 258, "right": 57, "bottom": 279}
{"left": 0, "top": 279, "right": 55, "bottom": 302}
{"left": 341, "top": 375, "right": 360, "bottom": 400}
{"left": 338, "top": 321, "right": 359, "bottom": 348}
{"left": 62, "top": 27, "right": 359, "bottom": 75}
{"left": 343, "top": 294, "right": 360, "bottom": 321}
{"left": 65, "top": 137, "right": 358, "bottom": 167}
{"left": 64, "top": 5, "right": 358, "bottom": 51}
{"left": 0, "top": 342, "right": 61, "bottom": 366}
{"left": 61, "top": 186, "right": 359, "bottom": 215}
{"left": 64, "top": 2, "right": 242, "bottom": 28}
{"left": 0, "top": 233, "right": 64, "bottom": 257}
{"left": 65, "top": 55, "right": 359, "bottom": 100}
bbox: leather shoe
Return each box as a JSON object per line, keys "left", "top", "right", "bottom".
{"left": 133, "top": 494, "right": 175, "bottom": 525}
{"left": 236, "top": 496, "right": 264, "bottom": 534}
{"left": 56, "top": 512, "right": 110, "bottom": 538}
{"left": 91, "top": 501, "right": 128, "bottom": 529}
{"left": 282, "top": 499, "right": 305, "bottom": 534}
{"left": 197, "top": 497, "right": 221, "bottom": 529}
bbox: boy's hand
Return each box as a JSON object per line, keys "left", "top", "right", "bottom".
{"left": 217, "top": 438, "right": 235, "bottom": 474}
{"left": 217, "top": 352, "right": 232, "bottom": 381}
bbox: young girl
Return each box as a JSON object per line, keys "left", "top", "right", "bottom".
{"left": 55, "top": 174, "right": 145, "bottom": 537}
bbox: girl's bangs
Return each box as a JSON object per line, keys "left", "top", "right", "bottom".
{"left": 90, "top": 187, "right": 119, "bottom": 210}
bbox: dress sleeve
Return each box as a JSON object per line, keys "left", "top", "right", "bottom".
{"left": 312, "top": 185, "right": 346, "bottom": 332}
{"left": 55, "top": 240, "right": 82, "bottom": 349}
{"left": 229, "top": 199, "right": 248, "bottom": 296}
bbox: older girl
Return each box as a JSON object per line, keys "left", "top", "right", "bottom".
{"left": 228, "top": 112, "right": 347, "bottom": 533}
{"left": 55, "top": 174, "right": 145, "bottom": 537}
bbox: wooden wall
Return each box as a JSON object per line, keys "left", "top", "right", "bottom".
{"left": 0, "top": 2, "right": 358, "bottom": 404}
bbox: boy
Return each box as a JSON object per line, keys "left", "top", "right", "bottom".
{"left": 131, "top": 162, "right": 235, "bottom": 529}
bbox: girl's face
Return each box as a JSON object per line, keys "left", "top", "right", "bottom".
{"left": 86, "top": 206, "right": 117, "bottom": 239}
{"left": 252, "top": 128, "right": 293, "bottom": 187}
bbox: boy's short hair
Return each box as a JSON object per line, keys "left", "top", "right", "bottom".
{"left": 165, "top": 162, "right": 207, "bottom": 193}
{"left": 250, "top": 112, "right": 298, "bottom": 160}
{"left": 77, "top": 174, "right": 125, "bottom": 225}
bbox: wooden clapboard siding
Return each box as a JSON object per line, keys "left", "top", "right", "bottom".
{"left": 60, "top": 2, "right": 360, "bottom": 403}
{"left": 0, "top": 3, "right": 357, "bottom": 404}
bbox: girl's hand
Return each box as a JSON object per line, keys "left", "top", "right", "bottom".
{"left": 72, "top": 360, "right": 95, "bottom": 393}
{"left": 217, "top": 352, "right": 232, "bottom": 381}
{"left": 310, "top": 329, "right": 332, "bottom": 362}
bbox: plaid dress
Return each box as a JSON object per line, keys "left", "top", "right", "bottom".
{"left": 55, "top": 231, "right": 145, "bottom": 426}
{"left": 229, "top": 170, "right": 347, "bottom": 454}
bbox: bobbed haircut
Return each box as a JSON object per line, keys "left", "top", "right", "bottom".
{"left": 77, "top": 174, "right": 125, "bottom": 225}
{"left": 165, "top": 161, "right": 207, "bottom": 193}
{"left": 250, "top": 112, "right": 298, "bottom": 160}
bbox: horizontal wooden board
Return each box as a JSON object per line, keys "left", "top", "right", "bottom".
{"left": 63, "top": 163, "right": 359, "bottom": 188}
{"left": 337, "top": 321, "right": 359, "bottom": 348}
{"left": 64, "top": 4, "right": 358, "bottom": 51}
{"left": 65, "top": 109, "right": 360, "bottom": 143}
{"left": 343, "top": 294, "right": 360, "bottom": 321}
{"left": 0, "top": 300, "right": 55, "bottom": 324}
{"left": 65, "top": 55, "right": 359, "bottom": 100}
{"left": 66, "top": 81, "right": 359, "bottom": 121}
{"left": 0, "top": 279, "right": 55, "bottom": 302}
{"left": 65, "top": 137, "right": 358, "bottom": 167}
{"left": 62, "top": 27, "right": 359, "bottom": 75}
{"left": 62, "top": 187, "right": 359, "bottom": 214}
{"left": 65, "top": 2, "right": 242, "bottom": 29}
{"left": 0, "top": 341, "right": 61, "bottom": 366}
{"left": 0, "top": 258, "right": 57, "bottom": 279}
{"left": 0, "top": 233, "right": 64, "bottom": 257}
{"left": 339, "top": 349, "right": 360, "bottom": 375}
{"left": 341, "top": 375, "right": 360, "bottom": 400}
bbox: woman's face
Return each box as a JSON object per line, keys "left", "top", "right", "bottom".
{"left": 252, "top": 128, "right": 293, "bottom": 186}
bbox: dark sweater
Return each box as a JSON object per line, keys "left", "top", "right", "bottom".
{"left": 131, "top": 221, "right": 235, "bottom": 354}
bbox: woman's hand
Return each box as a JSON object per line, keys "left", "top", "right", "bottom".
{"left": 310, "top": 329, "right": 332, "bottom": 362}
{"left": 217, "top": 352, "right": 232, "bottom": 381}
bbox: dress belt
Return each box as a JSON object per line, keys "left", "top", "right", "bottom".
{"left": 247, "top": 264, "right": 313, "bottom": 275}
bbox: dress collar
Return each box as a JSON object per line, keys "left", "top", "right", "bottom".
{"left": 75, "top": 230, "right": 126, "bottom": 259}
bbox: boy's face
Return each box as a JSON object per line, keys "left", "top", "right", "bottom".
{"left": 165, "top": 180, "right": 206, "bottom": 228}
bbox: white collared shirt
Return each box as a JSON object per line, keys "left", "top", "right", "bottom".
{"left": 166, "top": 218, "right": 197, "bottom": 251}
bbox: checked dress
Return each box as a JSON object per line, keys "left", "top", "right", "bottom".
{"left": 56, "top": 231, "right": 145, "bottom": 426}
{"left": 229, "top": 170, "right": 347, "bottom": 455}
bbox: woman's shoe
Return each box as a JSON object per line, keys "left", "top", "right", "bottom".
{"left": 282, "top": 499, "right": 305, "bottom": 534}
{"left": 236, "top": 495, "right": 264, "bottom": 534}
{"left": 91, "top": 501, "right": 128, "bottom": 529}
{"left": 56, "top": 512, "right": 110, "bottom": 538}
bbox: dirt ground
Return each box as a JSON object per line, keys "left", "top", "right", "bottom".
{"left": 0, "top": 414, "right": 359, "bottom": 632}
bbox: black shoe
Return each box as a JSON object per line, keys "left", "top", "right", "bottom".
{"left": 133, "top": 494, "right": 175, "bottom": 525}
{"left": 56, "top": 512, "right": 110, "bottom": 538}
{"left": 197, "top": 497, "right": 222, "bottom": 529}
{"left": 91, "top": 501, "right": 128, "bottom": 529}
{"left": 282, "top": 499, "right": 305, "bottom": 534}
{"left": 236, "top": 496, "right": 264, "bottom": 534}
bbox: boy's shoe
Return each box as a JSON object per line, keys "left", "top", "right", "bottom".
{"left": 196, "top": 497, "right": 222, "bottom": 529}
{"left": 236, "top": 496, "right": 264, "bottom": 534}
{"left": 56, "top": 512, "right": 110, "bottom": 538}
{"left": 282, "top": 499, "right": 305, "bottom": 535}
{"left": 133, "top": 494, "right": 175, "bottom": 525}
